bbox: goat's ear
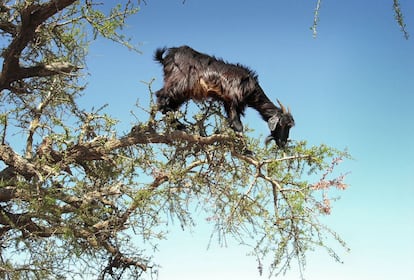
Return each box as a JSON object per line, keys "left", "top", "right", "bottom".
{"left": 268, "top": 115, "right": 279, "bottom": 131}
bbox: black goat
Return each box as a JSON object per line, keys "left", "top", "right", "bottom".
{"left": 154, "top": 45, "right": 294, "bottom": 147}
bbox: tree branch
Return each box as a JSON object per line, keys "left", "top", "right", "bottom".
{"left": 0, "top": 21, "right": 17, "bottom": 35}
{"left": 0, "top": 0, "right": 78, "bottom": 90}
{"left": 0, "top": 144, "right": 50, "bottom": 180}
{"left": 19, "top": 62, "right": 82, "bottom": 80}
{"left": 57, "top": 129, "right": 234, "bottom": 165}
{"left": 0, "top": 205, "right": 55, "bottom": 238}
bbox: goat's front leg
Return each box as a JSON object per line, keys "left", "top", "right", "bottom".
{"left": 156, "top": 89, "right": 187, "bottom": 130}
{"left": 163, "top": 110, "right": 186, "bottom": 131}
{"left": 225, "top": 104, "right": 243, "bottom": 132}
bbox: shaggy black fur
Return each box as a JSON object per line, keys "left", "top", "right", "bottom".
{"left": 154, "top": 45, "right": 294, "bottom": 147}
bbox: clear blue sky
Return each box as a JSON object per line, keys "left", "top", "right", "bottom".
{"left": 84, "top": 1, "right": 414, "bottom": 279}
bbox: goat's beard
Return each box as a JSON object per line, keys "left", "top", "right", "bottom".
{"left": 265, "top": 135, "right": 288, "bottom": 148}
{"left": 265, "top": 135, "right": 275, "bottom": 146}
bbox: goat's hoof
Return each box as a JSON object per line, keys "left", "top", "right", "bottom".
{"left": 242, "top": 148, "right": 254, "bottom": 157}
{"left": 176, "top": 123, "right": 186, "bottom": 130}
{"left": 170, "top": 119, "right": 186, "bottom": 130}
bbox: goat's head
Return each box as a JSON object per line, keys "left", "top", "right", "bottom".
{"left": 155, "top": 89, "right": 170, "bottom": 113}
{"left": 266, "top": 100, "right": 295, "bottom": 148}
{"left": 155, "top": 89, "right": 181, "bottom": 114}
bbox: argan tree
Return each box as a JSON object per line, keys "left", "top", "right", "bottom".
{"left": 0, "top": 1, "right": 351, "bottom": 279}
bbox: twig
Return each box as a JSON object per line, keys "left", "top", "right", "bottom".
{"left": 312, "top": 0, "right": 322, "bottom": 38}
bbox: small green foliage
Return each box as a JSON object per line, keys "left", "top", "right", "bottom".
{"left": 82, "top": 3, "right": 141, "bottom": 51}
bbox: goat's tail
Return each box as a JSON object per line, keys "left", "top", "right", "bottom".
{"left": 154, "top": 47, "right": 167, "bottom": 64}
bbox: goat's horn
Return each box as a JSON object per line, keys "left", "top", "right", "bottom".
{"left": 277, "top": 99, "right": 287, "bottom": 114}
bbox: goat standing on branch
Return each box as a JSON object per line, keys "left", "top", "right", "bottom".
{"left": 154, "top": 45, "right": 295, "bottom": 147}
